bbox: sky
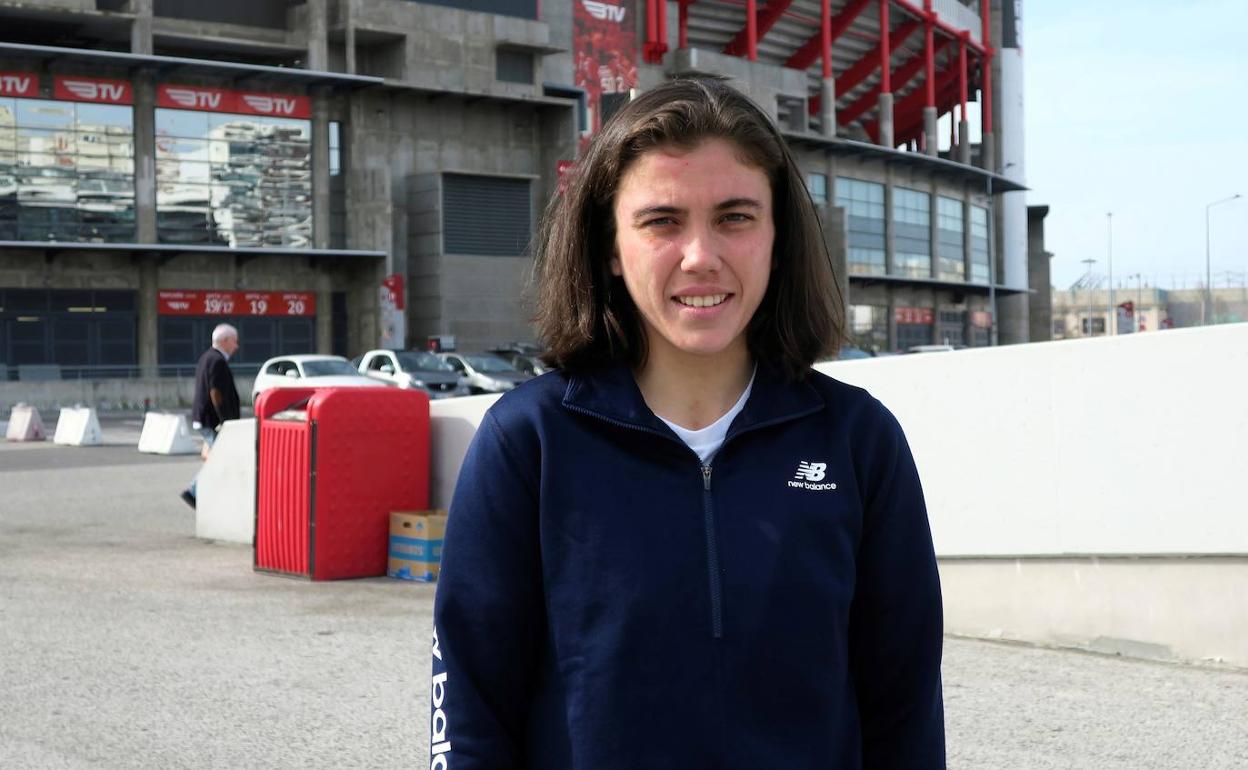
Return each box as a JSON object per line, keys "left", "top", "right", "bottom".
{"left": 1024, "top": 0, "right": 1248, "bottom": 290}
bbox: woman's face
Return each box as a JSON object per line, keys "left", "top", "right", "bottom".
{"left": 611, "top": 138, "right": 775, "bottom": 365}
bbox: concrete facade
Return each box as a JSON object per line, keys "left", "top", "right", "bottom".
{"left": 0, "top": 0, "right": 1028, "bottom": 386}
{"left": 1051, "top": 285, "right": 1248, "bottom": 339}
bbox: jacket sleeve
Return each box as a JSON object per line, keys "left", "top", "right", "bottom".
{"left": 848, "top": 402, "right": 945, "bottom": 769}
{"left": 431, "top": 410, "right": 544, "bottom": 769}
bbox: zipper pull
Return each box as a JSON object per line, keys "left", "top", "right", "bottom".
{"left": 702, "top": 465, "right": 712, "bottom": 491}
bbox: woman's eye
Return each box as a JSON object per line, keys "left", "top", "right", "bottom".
{"left": 721, "top": 212, "right": 753, "bottom": 224}
{"left": 644, "top": 217, "right": 676, "bottom": 227}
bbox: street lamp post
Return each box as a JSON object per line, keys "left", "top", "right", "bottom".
{"left": 1205, "top": 194, "right": 1242, "bottom": 325}
{"left": 1106, "top": 212, "right": 1114, "bottom": 334}
{"left": 1081, "top": 257, "right": 1097, "bottom": 337}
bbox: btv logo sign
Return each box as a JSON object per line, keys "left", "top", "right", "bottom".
{"left": 55, "top": 76, "right": 131, "bottom": 104}
{"left": 163, "top": 87, "right": 223, "bottom": 110}
{"left": 582, "top": 0, "right": 626, "bottom": 22}
{"left": 242, "top": 94, "right": 298, "bottom": 115}
{"left": 0, "top": 72, "right": 36, "bottom": 97}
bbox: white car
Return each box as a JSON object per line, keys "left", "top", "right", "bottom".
{"left": 251, "top": 354, "right": 388, "bottom": 402}
{"left": 437, "top": 352, "right": 532, "bottom": 394}
{"left": 356, "top": 349, "right": 469, "bottom": 399}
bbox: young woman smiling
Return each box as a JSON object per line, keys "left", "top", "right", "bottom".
{"left": 431, "top": 78, "right": 945, "bottom": 770}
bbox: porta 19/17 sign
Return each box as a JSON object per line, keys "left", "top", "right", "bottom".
{"left": 158, "top": 290, "right": 316, "bottom": 317}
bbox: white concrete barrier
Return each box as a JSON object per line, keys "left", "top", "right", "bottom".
{"left": 428, "top": 393, "right": 502, "bottom": 510}
{"left": 815, "top": 322, "right": 1248, "bottom": 666}
{"left": 196, "top": 418, "right": 256, "bottom": 544}
{"left": 53, "top": 406, "right": 103, "bottom": 447}
{"left": 5, "top": 404, "right": 46, "bottom": 442}
{"left": 137, "top": 412, "right": 200, "bottom": 455}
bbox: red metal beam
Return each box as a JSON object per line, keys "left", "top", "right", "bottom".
{"left": 831, "top": 36, "right": 949, "bottom": 123}
{"left": 981, "top": 0, "right": 993, "bottom": 134}
{"left": 658, "top": 0, "right": 668, "bottom": 60}
{"left": 786, "top": 0, "right": 871, "bottom": 69}
{"left": 897, "top": 75, "right": 959, "bottom": 145}
{"left": 644, "top": 0, "right": 659, "bottom": 63}
{"left": 879, "top": 0, "right": 891, "bottom": 93}
{"left": 872, "top": 59, "right": 959, "bottom": 138}
{"left": 893, "top": 0, "right": 986, "bottom": 55}
{"left": 958, "top": 32, "right": 968, "bottom": 119}
{"left": 924, "top": 0, "right": 935, "bottom": 106}
{"left": 821, "top": 0, "right": 832, "bottom": 78}
{"left": 834, "top": 18, "right": 919, "bottom": 98}
{"left": 725, "top": 0, "right": 794, "bottom": 56}
{"left": 679, "top": 1, "right": 691, "bottom": 49}
{"left": 746, "top": 0, "right": 758, "bottom": 60}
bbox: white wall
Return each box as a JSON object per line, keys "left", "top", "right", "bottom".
{"left": 815, "top": 323, "right": 1248, "bottom": 557}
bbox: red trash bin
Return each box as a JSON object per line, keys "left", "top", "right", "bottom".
{"left": 253, "top": 386, "right": 430, "bottom": 580}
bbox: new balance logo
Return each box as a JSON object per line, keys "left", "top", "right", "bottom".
{"left": 794, "top": 461, "right": 826, "bottom": 481}
{"left": 789, "top": 461, "right": 837, "bottom": 491}
{"left": 582, "top": 0, "right": 627, "bottom": 22}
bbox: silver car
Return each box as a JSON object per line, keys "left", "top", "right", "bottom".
{"left": 357, "top": 349, "right": 469, "bottom": 399}
{"left": 437, "top": 352, "right": 531, "bottom": 394}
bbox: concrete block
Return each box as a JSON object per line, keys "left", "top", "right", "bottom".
{"left": 6, "top": 404, "right": 46, "bottom": 442}
{"left": 428, "top": 394, "right": 500, "bottom": 510}
{"left": 138, "top": 412, "right": 200, "bottom": 455}
{"left": 53, "top": 406, "right": 103, "bottom": 447}
{"left": 196, "top": 418, "right": 257, "bottom": 544}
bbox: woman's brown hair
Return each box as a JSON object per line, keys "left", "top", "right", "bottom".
{"left": 532, "top": 77, "right": 843, "bottom": 380}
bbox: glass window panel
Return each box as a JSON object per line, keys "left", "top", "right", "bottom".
{"left": 156, "top": 109, "right": 209, "bottom": 139}
{"left": 16, "top": 100, "right": 73, "bottom": 129}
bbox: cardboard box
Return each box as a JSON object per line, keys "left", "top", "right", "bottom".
{"left": 388, "top": 511, "right": 448, "bottom": 582}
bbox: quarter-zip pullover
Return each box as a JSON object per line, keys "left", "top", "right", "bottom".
{"left": 430, "top": 360, "right": 945, "bottom": 769}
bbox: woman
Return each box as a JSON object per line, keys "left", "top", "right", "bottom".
{"left": 431, "top": 78, "right": 944, "bottom": 769}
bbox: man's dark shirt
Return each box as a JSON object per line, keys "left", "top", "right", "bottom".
{"left": 191, "top": 347, "right": 240, "bottom": 431}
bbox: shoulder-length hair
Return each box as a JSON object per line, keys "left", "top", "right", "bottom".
{"left": 532, "top": 77, "right": 843, "bottom": 379}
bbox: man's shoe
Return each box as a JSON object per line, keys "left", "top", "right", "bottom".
{"left": 180, "top": 490, "right": 197, "bottom": 510}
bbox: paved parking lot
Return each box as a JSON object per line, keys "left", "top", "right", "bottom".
{"left": 1, "top": 423, "right": 1245, "bottom": 768}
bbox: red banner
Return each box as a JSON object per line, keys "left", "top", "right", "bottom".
{"left": 895, "top": 307, "right": 935, "bottom": 325}
{"left": 156, "top": 85, "right": 310, "bottom": 119}
{"left": 0, "top": 71, "right": 38, "bottom": 98}
{"left": 574, "top": 0, "right": 637, "bottom": 146}
{"left": 158, "top": 291, "right": 316, "bottom": 317}
{"left": 53, "top": 76, "right": 132, "bottom": 105}
{"left": 235, "top": 91, "right": 310, "bottom": 119}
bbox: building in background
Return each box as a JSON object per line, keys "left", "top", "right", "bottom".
{"left": 0, "top": 0, "right": 1028, "bottom": 382}
{"left": 1052, "top": 285, "right": 1248, "bottom": 340}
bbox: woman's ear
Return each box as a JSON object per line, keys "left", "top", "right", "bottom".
{"left": 610, "top": 255, "right": 623, "bottom": 277}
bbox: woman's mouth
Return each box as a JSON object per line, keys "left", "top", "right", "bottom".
{"left": 674, "top": 293, "right": 729, "bottom": 308}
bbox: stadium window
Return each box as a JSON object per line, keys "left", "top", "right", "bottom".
{"left": 807, "top": 173, "right": 828, "bottom": 205}
{"left": 892, "top": 187, "right": 932, "bottom": 278}
{"left": 937, "top": 196, "right": 966, "bottom": 282}
{"left": 848, "top": 304, "right": 888, "bottom": 352}
{"left": 970, "top": 205, "right": 990, "bottom": 283}
{"left": 155, "top": 108, "right": 312, "bottom": 248}
{"left": 1, "top": 98, "right": 135, "bottom": 243}
{"left": 835, "top": 177, "right": 885, "bottom": 276}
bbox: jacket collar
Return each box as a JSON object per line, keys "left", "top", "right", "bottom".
{"left": 563, "top": 358, "right": 825, "bottom": 437}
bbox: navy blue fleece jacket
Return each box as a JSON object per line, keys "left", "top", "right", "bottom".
{"left": 430, "top": 361, "right": 944, "bottom": 769}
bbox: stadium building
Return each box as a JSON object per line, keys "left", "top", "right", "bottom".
{"left": 0, "top": 0, "right": 1030, "bottom": 382}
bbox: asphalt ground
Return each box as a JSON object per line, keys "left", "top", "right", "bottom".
{"left": 1, "top": 420, "right": 1246, "bottom": 769}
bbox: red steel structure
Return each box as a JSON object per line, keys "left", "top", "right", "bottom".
{"left": 644, "top": 0, "right": 995, "bottom": 158}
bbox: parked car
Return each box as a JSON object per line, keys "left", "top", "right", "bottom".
{"left": 251, "top": 354, "right": 388, "bottom": 402}
{"left": 906, "top": 344, "right": 958, "bottom": 354}
{"left": 437, "top": 352, "right": 531, "bottom": 394}
{"left": 356, "top": 349, "right": 469, "bottom": 399}
{"left": 488, "top": 345, "right": 553, "bottom": 376}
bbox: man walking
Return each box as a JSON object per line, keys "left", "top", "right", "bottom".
{"left": 181, "top": 323, "right": 241, "bottom": 509}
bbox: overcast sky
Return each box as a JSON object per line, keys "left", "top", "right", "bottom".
{"left": 1025, "top": 0, "right": 1248, "bottom": 290}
